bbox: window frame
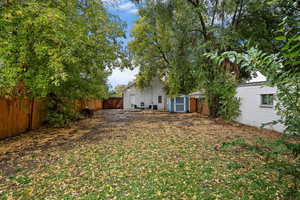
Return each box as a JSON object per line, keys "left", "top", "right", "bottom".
{"left": 260, "top": 94, "right": 274, "bottom": 107}
{"left": 158, "top": 95, "right": 162, "bottom": 104}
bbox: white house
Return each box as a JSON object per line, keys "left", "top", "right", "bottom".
{"left": 123, "top": 78, "right": 167, "bottom": 110}
{"left": 236, "top": 81, "right": 285, "bottom": 133}
{"left": 123, "top": 77, "right": 285, "bottom": 132}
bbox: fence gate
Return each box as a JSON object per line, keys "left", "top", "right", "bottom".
{"left": 103, "top": 97, "right": 123, "bottom": 109}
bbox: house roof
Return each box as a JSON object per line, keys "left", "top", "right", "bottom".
{"left": 238, "top": 81, "right": 268, "bottom": 87}
{"left": 123, "top": 81, "right": 136, "bottom": 91}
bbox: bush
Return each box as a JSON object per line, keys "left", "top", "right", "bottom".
{"left": 206, "top": 72, "right": 240, "bottom": 121}
{"left": 45, "top": 94, "right": 80, "bottom": 127}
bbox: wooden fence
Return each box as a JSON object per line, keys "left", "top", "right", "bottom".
{"left": 103, "top": 97, "right": 123, "bottom": 109}
{"left": 75, "top": 99, "right": 103, "bottom": 112}
{"left": 0, "top": 97, "right": 103, "bottom": 140}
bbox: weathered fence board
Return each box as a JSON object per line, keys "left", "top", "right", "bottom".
{"left": 75, "top": 99, "right": 103, "bottom": 111}
{"left": 30, "top": 99, "right": 46, "bottom": 130}
{"left": 0, "top": 97, "right": 31, "bottom": 139}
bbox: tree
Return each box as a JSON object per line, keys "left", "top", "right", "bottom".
{"left": 129, "top": 0, "right": 292, "bottom": 118}
{"left": 113, "top": 84, "right": 127, "bottom": 97}
{"left": 0, "top": 0, "right": 128, "bottom": 126}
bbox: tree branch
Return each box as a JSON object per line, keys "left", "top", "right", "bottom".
{"left": 152, "top": 40, "right": 170, "bottom": 66}
{"left": 186, "top": 0, "right": 209, "bottom": 41}
{"left": 235, "top": 0, "right": 244, "bottom": 27}
{"left": 231, "top": 0, "right": 239, "bottom": 26}
{"left": 211, "top": 0, "right": 219, "bottom": 26}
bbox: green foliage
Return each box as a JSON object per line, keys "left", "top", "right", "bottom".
{"left": 110, "top": 84, "right": 127, "bottom": 97}
{"left": 217, "top": 79, "right": 241, "bottom": 121}
{"left": 204, "top": 71, "right": 240, "bottom": 120}
{"left": 129, "top": 0, "right": 291, "bottom": 117}
{"left": 46, "top": 96, "right": 80, "bottom": 127}
{"left": 129, "top": 11, "right": 197, "bottom": 94}
{"left": 0, "top": 0, "right": 128, "bottom": 125}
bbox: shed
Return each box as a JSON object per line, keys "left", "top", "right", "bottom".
{"left": 168, "top": 96, "right": 190, "bottom": 113}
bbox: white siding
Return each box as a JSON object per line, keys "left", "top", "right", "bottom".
{"left": 236, "top": 84, "right": 285, "bottom": 133}
{"left": 123, "top": 78, "right": 167, "bottom": 111}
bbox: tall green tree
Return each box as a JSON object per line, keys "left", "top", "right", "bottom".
{"left": 129, "top": 0, "right": 296, "bottom": 118}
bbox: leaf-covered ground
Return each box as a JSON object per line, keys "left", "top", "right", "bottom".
{"left": 0, "top": 110, "right": 297, "bottom": 199}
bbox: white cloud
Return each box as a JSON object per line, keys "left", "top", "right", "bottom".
{"left": 101, "top": 0, "right": 119, "bottom": 5}
{"left": 129, "top": 8, "right": 138, "bottom": 14}
{"left": 108, "top": 67, "right": 139, "bottom": 88}
{"left": 118, "top": 2, "right": 135, "bottom": 10}
{"left": 112, "top": 1, "right": 138, "bottom": 14}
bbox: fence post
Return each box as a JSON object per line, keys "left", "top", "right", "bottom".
{"left": 28, "top": 99, "right": 34, "bottom": 130}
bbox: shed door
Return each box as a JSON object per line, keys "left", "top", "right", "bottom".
{"left": 174, "top": 97, "right": 185, "bottom": 112}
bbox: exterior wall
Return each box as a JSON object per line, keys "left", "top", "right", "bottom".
{"left": 236, "top": 83, "right": 285, "bottom": 132}
{"left": 123, "top": 78, "right": 167, "bottom": 110}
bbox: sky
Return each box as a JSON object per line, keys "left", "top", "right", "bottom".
{"left": 105, "top": 0, "right": 139, "bottom": 88}
{"left": 105, "top": 0, "right": 266, "bottom": 88}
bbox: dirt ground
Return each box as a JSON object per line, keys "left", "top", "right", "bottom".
{"left": 0, "top": 109, "right": 281, "bottom": 178}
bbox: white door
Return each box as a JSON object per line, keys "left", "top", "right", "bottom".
{"left": 130, "top": 94, "right": 135, "bottom": 108}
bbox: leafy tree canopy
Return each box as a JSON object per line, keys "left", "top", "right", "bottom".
{"left": 109, "top": 84, "right": 127, "bottom": 97}
{"left": 129, "top": 0, "right": 296, "bottom": 117}
{"left": 0, "top": 0, "right": 129, "bottom": 99}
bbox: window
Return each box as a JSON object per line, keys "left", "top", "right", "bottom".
{"left": 175, "top": 97, "right": 184, "bottom": 104}
{"left": 158, "top": 96, "right": 162, "bottom": 103}
{"left": 261, "top": 94, "right": 274, "bottom": 106}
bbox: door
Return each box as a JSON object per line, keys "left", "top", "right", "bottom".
{"left": 130, "top": 94, "right": 135, "bottom": 108}
{"left": 174, "top": 97, "right": 185, "bottom": 112}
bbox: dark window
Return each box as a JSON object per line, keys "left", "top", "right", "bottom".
{"left": 158, "top": 96, "right": 162, "bottom": 103}
{"left": 261, "top": 94, "right": 274, "bottom": 106}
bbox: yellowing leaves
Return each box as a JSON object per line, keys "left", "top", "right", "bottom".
{"left": 3, "top": 13, "right": 13, "bottom": 19}
{"left": 15, "top": 10, "right": 23, "bottom": 15}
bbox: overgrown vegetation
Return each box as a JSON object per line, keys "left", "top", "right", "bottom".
{"left": 0, "top": 0, "right": 128, "bottom": 126}
{"left": 129, "top": 0, "right": 294, "bottom": 119}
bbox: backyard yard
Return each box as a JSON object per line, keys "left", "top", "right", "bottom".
{"left": 0, "top": 110, "right": 297, "bottom": 200}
